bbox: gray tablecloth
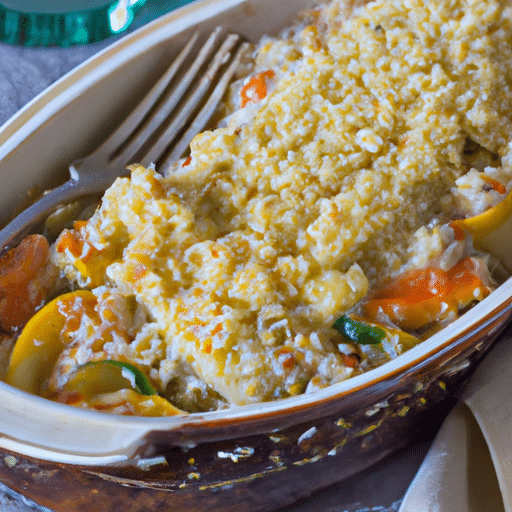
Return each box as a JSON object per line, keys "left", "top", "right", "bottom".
{"left": 0, "top": 1, "right": 437, "bottom": 510}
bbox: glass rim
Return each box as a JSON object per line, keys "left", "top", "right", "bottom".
{"left": 0, "top": 0, "right": 121, "bottom": 14}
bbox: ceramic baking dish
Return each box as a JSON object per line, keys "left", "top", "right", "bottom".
{"left": 0, "top": 0, "right": 511, "bottom": 510}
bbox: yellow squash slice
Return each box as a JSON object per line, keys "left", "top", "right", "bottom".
{"left": 6, "top": 290, "right": 96, "bottom": 395}
{"left": 451, "top": 189, "right": 512, "bottom": 240}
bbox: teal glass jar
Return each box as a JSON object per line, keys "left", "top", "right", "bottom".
{"left": 0, "top": 0, "right": 147, "bottom": 46}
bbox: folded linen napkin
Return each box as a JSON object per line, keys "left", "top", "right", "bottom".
{"left": 399, "top": 334, "right": 512, "bottom": 512}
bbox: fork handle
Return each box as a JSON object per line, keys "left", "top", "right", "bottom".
{"left": 0, "top": 178, "right": 93, "bottom": 255}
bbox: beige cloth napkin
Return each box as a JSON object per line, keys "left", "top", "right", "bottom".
{"left": 400, "top": 334, "right": 512, "bottom": 512}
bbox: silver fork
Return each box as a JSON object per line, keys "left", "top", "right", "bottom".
{"left": 0, "top": 27, "right": 250, "bottom": 255}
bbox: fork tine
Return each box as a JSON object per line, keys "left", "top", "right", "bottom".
{"left": 94, "top": 30, "right": 202, "bottom": 160}
{"left": 158, "top": 41, "right": 252, "bottom": 173}
{"left": 109, "top": 27, "right": 230, "bottom": 168}
{"left": 138, "top": 34, "right": 247, "bottom": 170}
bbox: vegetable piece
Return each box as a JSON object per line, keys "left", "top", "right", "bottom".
{"left": 83, "top": 389, "right": 185, "bottom": 417}
{"left": 0, "top": 234, "right": 56, "bottom": 332}
{"left": 383, "top": 325, "right": 420, "bottom": 352}
{"left": 451, "top": 188, "right": 512, "bottom": 240}
{"left": 481, "top": 175, "right": 507, "bottom": 194}
{"left": 65, "top": 360, "right": 156, "bottom": 397}
{"left": 55, "top": 220, "right": 115, "bottom": 288}
{"left": 332, "top": 315, "right": 386, "bottom": 345}
{"left": 341, "top": 353, "right": 359, "bottom": 368}
{"left": 336, "top": 315, "right": 420, "bottom": 368}
{"left": 63, "top": 361, "right": 185, "bottom": 416}
{"left": 361, "top": 257, "right": 491, "bottom": 331}
{"left": 334, "top": 314, "right": 420, "bottom": 367}
{"left": 240, "top": 70, "right": 275, "bottom": 108}
{"left": 6, "top": 290, "right": 96, "bottom": 395}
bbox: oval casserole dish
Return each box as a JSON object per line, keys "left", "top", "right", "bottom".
{"left": 0, "top": 0, "right": 511, "bottom": 510}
